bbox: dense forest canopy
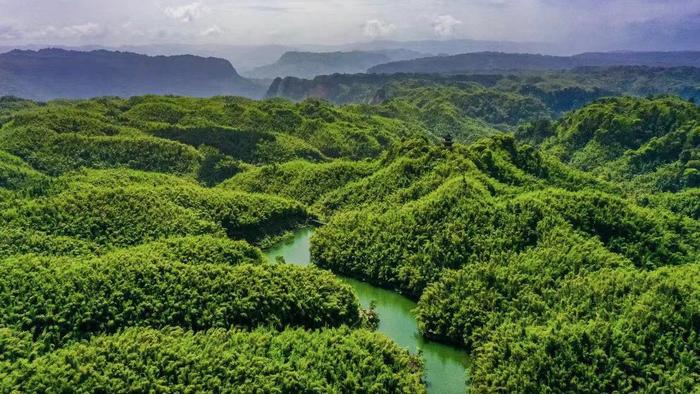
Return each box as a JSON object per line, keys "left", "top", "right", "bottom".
{"left": 267, "top": 66, "right": 700, "bottom": 112}
{"left": 0, "top": 68, "right": 698, "bottom": 393}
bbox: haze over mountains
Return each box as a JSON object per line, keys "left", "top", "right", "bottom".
{"left": 1, "top": 45, "right": 700, "bottom": 102}
{"left": 244, "top": 49, "right": 423, "bottom": 79}
{"left": 369, "top": 51, "right": 700, "bottom": 74}
{"left": 0, "top": 48, "right": 265, "bottom": 100}
{"left": 0, "top": 38, "right": 564, "bottom": 73}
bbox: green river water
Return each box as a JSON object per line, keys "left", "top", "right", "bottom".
{"left": 265, "top": 228, "right": 469, "bottom": 394}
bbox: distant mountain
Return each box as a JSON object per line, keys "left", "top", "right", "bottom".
{"left": 0, "top": 48, "right": 265, "bottom": 100}
{"left": 307, "top": 39, "right": 564, "bottom": 57}
{"left": 369, "top": 52, "right": 572, "bottom": 74}
{"left": 244, "top": 49, "right": 424, "bottom": 79}
{"left": 0, "top": 38, "right": 560, "bottom": 72}
{"left": 369, "top": 51, "right": 700, "bottom": 74}
{"left": 114, "top": 44, "right": 297, "bottom": 72}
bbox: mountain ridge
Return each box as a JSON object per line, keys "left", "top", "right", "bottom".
{"left": 369, "top": 50, "right": 700, "bottom": 74}
{"left": 244, "top": 49, "right": 424, "bottom": 79}
{"left": 0, "top": 48, "right": 266, "bottom": 100}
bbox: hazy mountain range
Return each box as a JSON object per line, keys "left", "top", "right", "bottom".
{"left": 243, "top": 49, "right": 424, "bottom": 79}
{"left": 369, "top": 51, "right": 700, "bottom": 74}
{"left": 0, "top": 49, "right": 265, "bottom": 100}
{"left": 0, "top": 38, "right": 562, "bottom": 72}
{"left": 1, "top": 46, "right": 700, "bottom": 102}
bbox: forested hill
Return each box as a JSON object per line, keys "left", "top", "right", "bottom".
{"left": 368, "top": 50, "right": 700, "bottom": 74}
{"left": 266, "top": 67, "right": 700, "bottom": 121}
{"left": 0, "top": 48, "right": 266, "bottom": 100}
{"left": 0, "top": 92, "right": 698, "bottom": 392}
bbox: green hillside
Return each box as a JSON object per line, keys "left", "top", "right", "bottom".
{"left": 543, "top": 95, "right": 700, "bottom": 191}
{"left": 0, "top": 91, "right": 698, "bottom": 393}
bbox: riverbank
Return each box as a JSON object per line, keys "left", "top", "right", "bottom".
{"left": 264, "top": 227, "right": 469, "bottom": 394}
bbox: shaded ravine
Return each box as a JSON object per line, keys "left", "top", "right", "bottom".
{"left": 265, "top": 228, "right": 469, "bottom": 394}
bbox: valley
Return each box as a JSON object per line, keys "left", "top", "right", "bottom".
{"left": 0, "top": 84, "right": 697, "bottom": 392}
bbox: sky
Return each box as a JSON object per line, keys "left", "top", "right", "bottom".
{"left": 0, "top": 0, "right": 698, "bottom": 51}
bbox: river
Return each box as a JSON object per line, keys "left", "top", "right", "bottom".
{"left": 264, "top": 227, "right": 469, "bottom": 394}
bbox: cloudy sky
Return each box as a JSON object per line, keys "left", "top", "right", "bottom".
{"left": 0, "top": 0, "right": 698, "bottom": 50}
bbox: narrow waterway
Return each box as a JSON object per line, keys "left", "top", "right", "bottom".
{"left": 265, "top": 228, "right": 469, "bottom": 394}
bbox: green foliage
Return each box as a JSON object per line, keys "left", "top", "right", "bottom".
{"left": 1, "top": 171, "right": 308, "bottom": 247}
{"left": 314, "top": 135, "right": 610, "bottom": 219}
{"left": 39, "top": 167, "right": 200, "bottom": 195}
{"left": 310, "top": 125, "right": 698, "bottom": 391}
{"left": 545, "top": 96, "right": 700, "bottom": 191}
{"left": 636, "top": 188, "right": 700, "bottom": 219}
{"left": 1, "top": 91, "right": 698, "bottom": 393}
{"left": 0, "top": 328, "right": 41, "bottom": 366}
{"left": 0, "top": 255, "right": 361, "bottom": 348}
{"left": 101, "top": 235, "right": 265, "bottom": 266}
{"left": 127, "top": 95, "right": 415, "bottom": 161}
{"left": 415, "top": 223, "right": 629, "bottom": 343}
{"left": 470, "top": 263, "right": 700, "bottom": 393}
{"left": 221, "top": 159, "right": 376, "bottom": 206}
{"left": 268, "top": 66, "right": 700, "bottom": 120}
{"left": 0, "top": 126, "right": 202, "bottom": 176}
{"left": 0, "top": 95, "right": 424, "bottom": 183}
{"left": 314, "top": 183, "right": 697, "bottom": 297}
{"left": 150, "top": 124, "right": 326, "bottom": 164}
{"left": 0, "top": 227, "right": 100, "bottom": 260}
{"left": 379, "top": 81, "right": 549, "bottom": 135}
{"left": 5, "top": 327, "right": 425, "bottom": 393}
{"left": 196, "top": 145, "right": 251, "bottom": 186}
{"left": 0, "top": 149, "right": 47, "bottom": 190}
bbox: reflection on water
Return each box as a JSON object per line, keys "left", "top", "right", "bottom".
{"left": 265, "top": 228, "right": 469, "bottom": 394}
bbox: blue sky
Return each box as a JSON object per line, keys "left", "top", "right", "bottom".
{"left": 0, "top": 0, "right": 698, "bottom": 50}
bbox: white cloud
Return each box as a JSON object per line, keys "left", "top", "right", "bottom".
{"left": 201, "top": 25, "right": 223, "bottom": 37}
{"left": 432, "top": 15, "right": 462, "bottom": 37}
{"left": 362, "top": 19, "right": 397, "bottom": 39}
{"left": 164, "top": 2, "right": 209, "bottom": 22}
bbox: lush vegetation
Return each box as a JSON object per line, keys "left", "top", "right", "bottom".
{"left": 221, "top": 159, "right": 377, "bottom": 207}
{"left": 3, "top": 327, "right": 424, "bottom": 393}
{"left": 468, "top": 263, "right": 699, "bottom": 392}
{"left": 268, "top": 67, "right": 700, "bottom": 136}
{"left": 0, "top": 88, "right": 698, "bottom": 393}
{"left": 0, "top": 95, "right": 423, "bottom": 182}
{"left": 2, "top": 173, "right": 308, "bottom": 247}
{"left": 306, "top": 97, "right": 699, "bottom": 391}
{"left": 543, "top": 95, "right": 700, "bottom": 191}
{"left": 312, "top": 138, "right": 698, "bottom": 297}
{"left": 0, "top": 254, "right": 362, "bottom": 348}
